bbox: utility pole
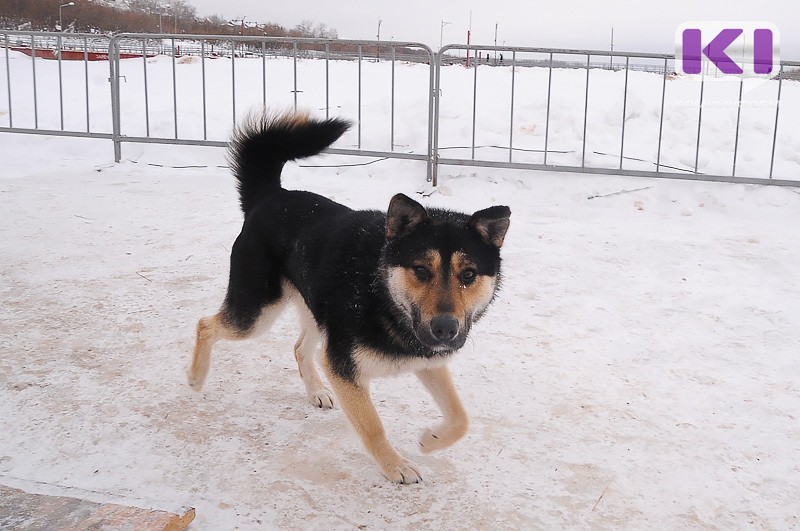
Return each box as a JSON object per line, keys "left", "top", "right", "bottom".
{"left": 610, "top": 26, "right": 614, "bottom": 69}
{"left": 440, "top": 20, "right": 451, "bottom": 51}
{"left": 377, "top": 19, "right": 382, "bottom": 61}
{"left": 494, "top": 23, "right": 498, "bottom": 65}
{"left": 58, "top": 2, "right": 74, "bottom": 32}
{"left": 173, "top": 5, "right": 179, "bottom": 34}
{"left": 466, "top": 10, "right": 472, "bottom": 68}
{"left": 158, "top": 4, "right": 170, "bottom": 34}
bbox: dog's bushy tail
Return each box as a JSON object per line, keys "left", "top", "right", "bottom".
{"left": 228, "top": 109, "right": 351, "bottom": 214}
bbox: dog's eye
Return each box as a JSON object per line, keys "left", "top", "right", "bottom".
{"left": 460, "top": 269, "right": 477, "bottom": 285}
{"left": 413, "top": 266, "right": 432, "bottom": 281}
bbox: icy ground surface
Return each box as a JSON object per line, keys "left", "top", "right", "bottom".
{"left": 1, "top": 135, "right": 799, "bottom": 529}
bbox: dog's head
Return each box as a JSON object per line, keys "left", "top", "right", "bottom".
{"left": 382, "top": 193, "right": 510, "bottom": 352}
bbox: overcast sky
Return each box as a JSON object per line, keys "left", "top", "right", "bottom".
{"left": 182, "top": 0, "right": 799, "bottom": 57}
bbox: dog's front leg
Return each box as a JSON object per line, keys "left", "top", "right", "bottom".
{"left": 323, "top": 360, "right": 422, "bottom": 484}
{"left": 416, "top": 365, "right": 469, "bottom": 453}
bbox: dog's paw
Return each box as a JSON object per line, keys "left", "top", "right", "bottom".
{"left": 308, "top": 388, "right": 335, "bottom": 409}
{"left": 419, "top": 424, "right": 467, "bottom": 453}
{"left": 419, "top": 428, "right": 447, "bottom": 454}
{"left": 187, "top": 371, "right": 205, "bottom": 392}
{"left": 381, "top": 458, "right": 422, "bottom": 484}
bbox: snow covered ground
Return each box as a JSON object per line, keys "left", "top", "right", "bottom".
{"left": 1, "top": 51, "right": 800, "bottom": 529}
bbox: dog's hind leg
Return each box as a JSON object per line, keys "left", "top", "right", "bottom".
{"left": 188, "top": 226, "right": 285, "bottom": 391}
{"left": 415, "top": 365, "right": 469, "bottom": 453}
{"left": 188, "top": 312, "right": 239, "bottom": 390}
{"left": 291, "top": 299, "right": 335, "bottom": 409}
{"left": 188, "top": 297, "right": 290, "bottom": 391}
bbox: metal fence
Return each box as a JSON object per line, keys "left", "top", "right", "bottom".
{"left": 432, "top": 44, "right": 800, "bottom": 186}
{"left": 108, "top": 33, "right": 436, "bottom": 180}
{"left": 2, "top": 31, "right": 799, "bottom": 187}
{"left": 1, "top": 30, "right": 113, "bottom": 139}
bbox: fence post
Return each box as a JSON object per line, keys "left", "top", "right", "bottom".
{"left": 108, "top": 36, "right": 122, "bottom": 162}
{"left": 4, "top": 34, "right": 13, "bottom": 128}
{"left": 425, "top": 45, "right": 436, "bottom": 185}
{"left": 431, "top": 47, "right": 444, "bottom": 186}
{"left": 769, "top": 64, "right": 784, "bottom": 178}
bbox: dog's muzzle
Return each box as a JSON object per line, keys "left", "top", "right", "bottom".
{"left": 417, "top": 315, "right": 467, "bottom": 351}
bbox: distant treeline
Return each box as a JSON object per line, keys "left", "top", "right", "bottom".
{"left": 0, "top": 0, "right": 337, "bottom": 38}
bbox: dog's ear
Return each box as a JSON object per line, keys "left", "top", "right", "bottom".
{"left": 469, "top": 206, "right": 511, "bottom": 248}
{"left": 386, "top": 193, "right": 428, "bottom": 240}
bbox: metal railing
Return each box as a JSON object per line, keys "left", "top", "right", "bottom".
{"left": 1, "top": 30, "right": 113, "bottom": 139}
{"left": 432, "top": 44, "right": 799, "bottom": 186}
{"left": 2, "top": 31, "right": 798, "bottom": 187}
{"left": 108, "top": 33, "right": 437, "bottom": 181}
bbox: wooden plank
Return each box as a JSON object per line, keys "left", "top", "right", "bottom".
{"left": 0, "top": 484, "right": 195, "bottom": 530}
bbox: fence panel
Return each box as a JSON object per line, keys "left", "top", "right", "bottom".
{"left": 0, "top": 30, "right": 114, "bottom": 139}
{"left": 432, "top": 44, "right": 800, "bottom": 186}
{"left": 2, "top": 32, "right": 799, "bottom": 188}
{"left": 108, "top": 34, "right": 436, "bottom": 181}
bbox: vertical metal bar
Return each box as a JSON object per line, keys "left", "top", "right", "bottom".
{"left": 5, "top": 34, "right": 13, "bottom": 127}
{"left": 84, "top": 36, "right": 90, "bottom": 133}
{"left": 581, "top": 53, "right": 590, "bottom": 167}
{"left": 325, "top": 43, "right": 330, "bottom": 119}
{"left": 391, "top": 46, "right": 396, "bottom": 151}
{"left": 171, "top": 38, "right": 178, "bottom": 138}
{"left": 431, "top": 47, "right": 441, "bottom": 185}
{"left": 357, "top": 44, "right": 362, "bottom": 148}
{"left": 471, "top": 48, "right": 479, "bottom": 160}
{"left": 31, "top": 35, "right": 38, "bottom": 129}
{"left": 57, "top": 34, "right": 64, "bottom": 130}
{"left": 544, "top": 52, "right": 553, "bottom": 165}
{"left": 142, "top": 40, "right": 150, "bottom": 136}
{"left": 110, "top": 38, "right": 122, "bottom": 161}
{"left": 201, "top": 40, "right": 207, "bottom": 140}
{"left": 694, "top": 72, "right": 705, "bottom": 173}
{"left": 769, "top": 64, "right": 784, "bottom": 178}
{"left": 261, "top": 41, "right": 266, "bottom": 106}
{"left": 619, "top": 55, "right": 630, "bottom": 170}
{"left": 427, "top": 46, "right": 436, "bottom": 184}
{"left": 731, "top": 77, "right": 744, "bottom": 176}
{"left": 655, "top": 57, "right": 668, "bottom": 172}
{"left": 231, "top": 39, "right": 237, "bottom": 125}
{"left": 508, "top": 50, "right": 516, "bottom": 163}
{"left": 293, "top": 41, "right": 298, "bottom": 111}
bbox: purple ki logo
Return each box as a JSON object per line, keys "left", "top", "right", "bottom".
{"left": 676, "top": 22, "right": 780, "bottom": 78}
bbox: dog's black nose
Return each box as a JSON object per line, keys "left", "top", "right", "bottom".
{"left": 430, "top": 316, "right": 459, "bottom": 341}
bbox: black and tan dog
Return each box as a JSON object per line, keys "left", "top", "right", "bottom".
{"left": 189, "top": 110, "right": 510, "bottom": 483}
